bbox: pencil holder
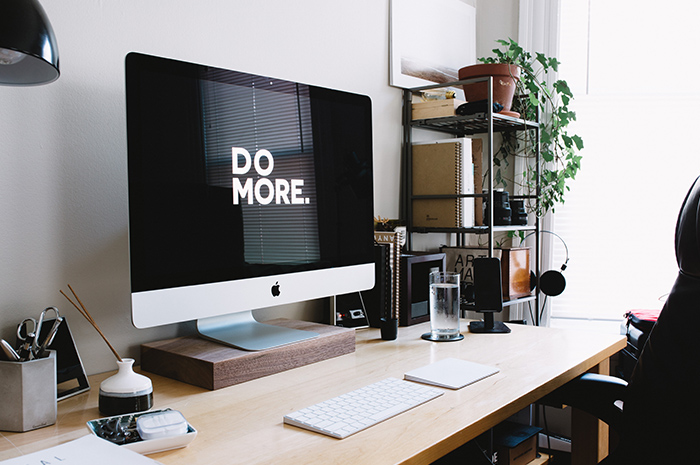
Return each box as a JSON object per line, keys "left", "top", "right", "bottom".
{"left": 0, "top": 350, "right": 57, "bottom": 432}
{"left": 99, "top": 358, "right": 153, "bottom": 416}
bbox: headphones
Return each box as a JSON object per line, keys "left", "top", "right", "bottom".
{"left": 523, "top": 231, "right": 569, "bottom": 297}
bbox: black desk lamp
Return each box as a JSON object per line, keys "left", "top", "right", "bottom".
{"left": 0, "top": 0, "right": 59, "bottom": 86}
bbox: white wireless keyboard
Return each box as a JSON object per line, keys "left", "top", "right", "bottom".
{"left": 283, "top": 377, "right": 443, "bottom": 439}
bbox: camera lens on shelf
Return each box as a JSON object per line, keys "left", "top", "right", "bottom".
{"left": 511, "top": 199, "right": 528, "bottom": 225}
{"left": 483, "top": 189, "right": 512, "bottom": 225}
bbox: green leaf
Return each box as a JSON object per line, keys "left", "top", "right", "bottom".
{"left": 562, "top": 134, "right": 573, "bottom": 148}
{"left": 540, "top": 131, "right": 552, "bottom": 146}
{"left": 526, "top": 80, "right": 539, "bottom": 95}
{"left": 548, "top": 57, "right": 560, "bottom": 72}
{"left": 535, "top": 52, "right": 548, "bottom": 68}
{"left": 528, "top": 93, "right": 539, "bottom": 108}
{"left": 554, "top": 80, "right": 573, "bottom": 96}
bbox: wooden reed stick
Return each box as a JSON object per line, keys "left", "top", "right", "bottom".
{"left": 60, "top": 285, "right": 122, "bottom": 362}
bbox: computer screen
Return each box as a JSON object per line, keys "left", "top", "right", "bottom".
{"left": 125, "top": 53, "right": 375, "bottom": 350}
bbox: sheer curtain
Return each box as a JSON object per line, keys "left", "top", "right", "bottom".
{"left": 550, "top": 0, "right": 700, "bottom": 330}
{"left": 515, "top": 0, "right": 561, "bottom": 325}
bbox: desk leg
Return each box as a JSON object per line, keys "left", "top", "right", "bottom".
{"left": 571, "top": 359, "right": 610, "bottom": 465}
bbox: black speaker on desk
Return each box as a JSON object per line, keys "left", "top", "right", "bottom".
{"left": 469, "top": 257, "right": 510, "bottom": 333}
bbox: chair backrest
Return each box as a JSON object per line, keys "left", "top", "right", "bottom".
{"left": 623, "top": 176, "right": 700, "bottom": 463}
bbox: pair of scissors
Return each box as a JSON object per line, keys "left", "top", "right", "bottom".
{"left": 16, "top": 317, "right": 38, "bottom": 360}
{"left": 16, "top": 307, "right": 63, "bottom": 361}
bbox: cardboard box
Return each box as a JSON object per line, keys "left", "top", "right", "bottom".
{"left": 442, "top": 247, "right": 531, "bottom": 301}
{"left": 501, "top": 247, "right": 531, "bottom": 299}
{"left": 495, "top": 422, "right": 541, "bottom": 465}
{"left": 411, "top": 99, "right": 465, "bottom": 120}
{"left": 497, "top": 435, "right": 537, "bottom": 465}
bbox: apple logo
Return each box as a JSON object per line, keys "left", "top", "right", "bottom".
{"left": 271, "top": 281, "right": 281, "bottom": 297}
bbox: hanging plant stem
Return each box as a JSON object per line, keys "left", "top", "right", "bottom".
{"left": 479, "top": 38, "right": 584, "bottom": 215}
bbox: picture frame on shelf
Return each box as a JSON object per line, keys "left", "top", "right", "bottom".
{"left": 389, "top": 0, "right": 476, "bottom": 91}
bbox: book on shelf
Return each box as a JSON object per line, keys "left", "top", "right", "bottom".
{"left": 411, "top": 99, "right": 466, "bottom": 120}
{"left": 472, "top": 138, "right": 483, "bottom": 225}
{"left": 412, "top": 138, "right": 474, "bottom": 228}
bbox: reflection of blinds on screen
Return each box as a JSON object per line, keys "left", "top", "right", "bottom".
{"left": 200, "top": 74, "right": 320, "bottom": 265}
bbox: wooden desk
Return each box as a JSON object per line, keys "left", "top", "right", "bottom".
{"left": 0, "top": 321, "right": 624, "bottom": 465}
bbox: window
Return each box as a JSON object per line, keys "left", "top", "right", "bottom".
{"left": 550, "top": 0, "right": 700, "bottom": 328}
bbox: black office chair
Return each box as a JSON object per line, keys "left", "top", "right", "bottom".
{"left": 544, "top": 176, "right": 700, "bottom": 464}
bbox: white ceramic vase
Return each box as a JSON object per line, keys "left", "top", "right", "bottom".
{"left": 98, "top": 358, "right": 153, "bottom": 416}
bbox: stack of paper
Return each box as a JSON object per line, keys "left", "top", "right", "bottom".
{"left": 0, "top": 435, "right": 162, "bottom": 465}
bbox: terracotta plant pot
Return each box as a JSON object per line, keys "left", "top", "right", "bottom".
{"left": 458, "top": 63, "right": 520, "bottom": 112}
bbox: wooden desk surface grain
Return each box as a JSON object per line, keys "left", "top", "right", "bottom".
{"left": 0, "top": 321, "right": 625, "bottom": 465}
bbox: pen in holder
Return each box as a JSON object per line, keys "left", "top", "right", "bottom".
{"left": 60, "top": 284, "right": 153, "bottom": 415}
{"left": 0, "top": 350, "right": 57, "bottom": 432}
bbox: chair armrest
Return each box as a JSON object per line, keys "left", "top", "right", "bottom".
{"left": 541, "top": 373, "right": 628, "bottom": 431}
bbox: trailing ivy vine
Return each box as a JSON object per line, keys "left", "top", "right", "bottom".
{"left": 479, "top": 38, "right": 584, "bottom": 215}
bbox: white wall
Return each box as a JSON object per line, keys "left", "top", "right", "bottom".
{"left": 0, "top": 0, "right": 517, "bottom": 375}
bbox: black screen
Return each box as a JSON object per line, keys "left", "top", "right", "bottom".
{"left": 125, "top": 53, "right": 374, "bottom": 293}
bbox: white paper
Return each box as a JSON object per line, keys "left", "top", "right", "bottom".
{"left": 0, "top": 435, "right": 162, "bottom": 465}
{"left": 404, "top": 357, "right": 499, "bottom": 389}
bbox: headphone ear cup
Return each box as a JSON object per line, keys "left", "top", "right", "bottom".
{"left": 540, "top": 269, "right": 566, "bottom": 296}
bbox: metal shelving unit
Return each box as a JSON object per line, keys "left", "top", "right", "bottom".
{"left": 402, "top": 76, "right": 544, "bottom": 322}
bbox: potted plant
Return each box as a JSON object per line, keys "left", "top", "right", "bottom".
{"left": 467, "top": 38, "right": 584, "bottom": 216}
{"left": 458, "top": 62, "right": 521, "bottom": 114}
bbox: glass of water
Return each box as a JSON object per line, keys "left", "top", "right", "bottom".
{"left": 423, "top": 271, "right": 463, "bottom": 342}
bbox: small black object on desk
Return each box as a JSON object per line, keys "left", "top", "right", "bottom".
{"left": 380, "top": 317, "right": 398, "bottom": 340}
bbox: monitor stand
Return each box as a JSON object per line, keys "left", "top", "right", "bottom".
{"left": 197, "top": 311, "right": 319, "bottom": 351}
{"left": 469, "top": 313, "right": 511, "bottom": 334}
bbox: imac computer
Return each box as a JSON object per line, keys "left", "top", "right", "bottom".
{"left": 125, "top": 53, "right": 375, "bottom": 351}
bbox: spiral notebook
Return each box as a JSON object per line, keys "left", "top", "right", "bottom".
{"left": 412, "top": 139, "right": 474, "bottom": 228}
{"left": 404, "top": 358, "right": 499, "bottom": 390}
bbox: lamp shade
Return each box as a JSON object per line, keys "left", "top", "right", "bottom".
{"left": 0, "top": 0, "right": 59, "bottom": 86}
